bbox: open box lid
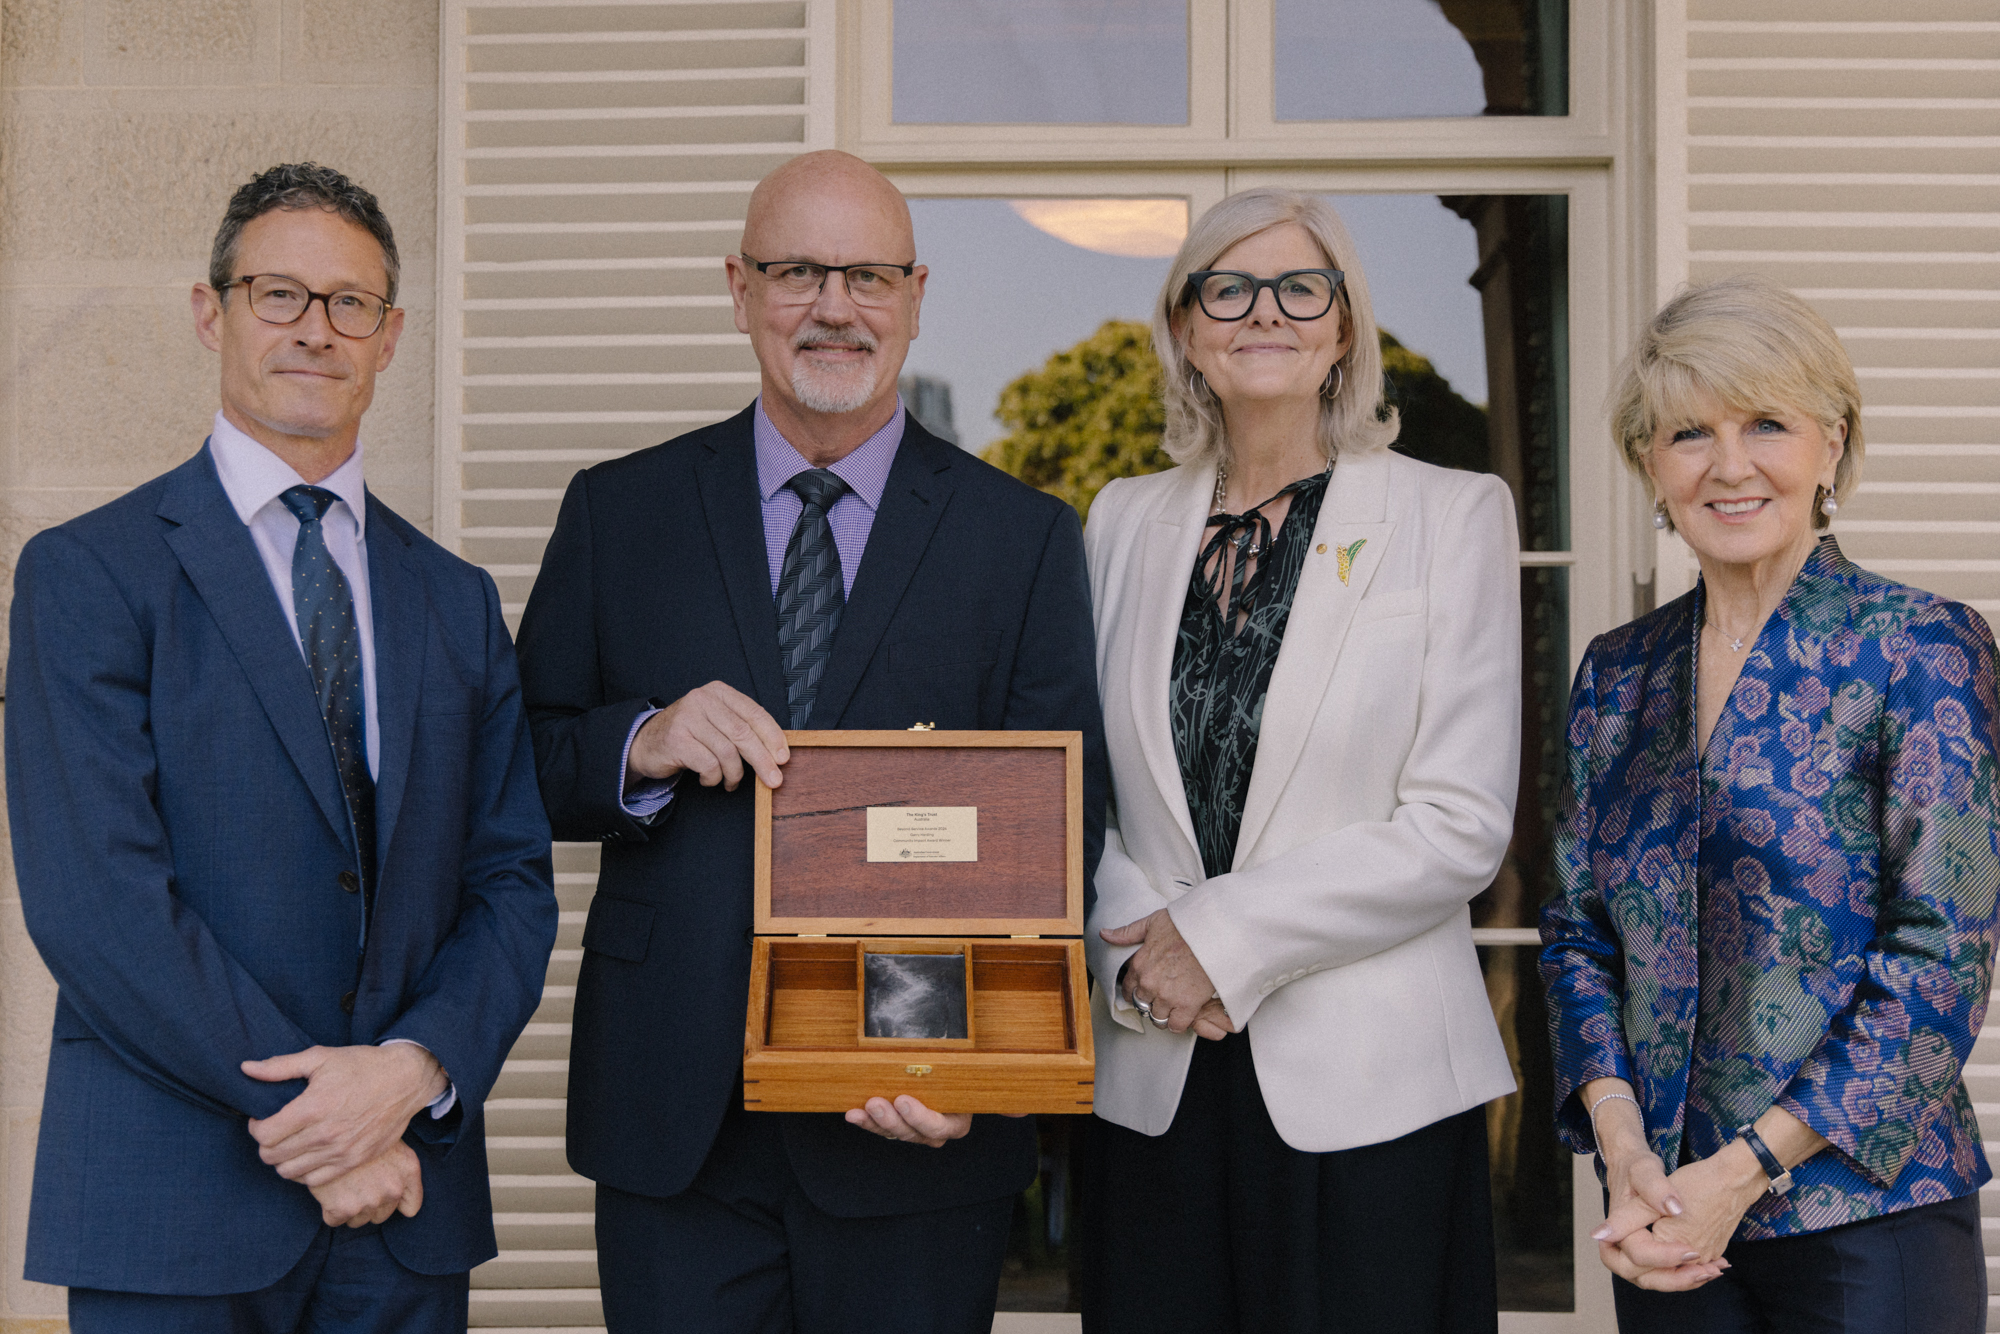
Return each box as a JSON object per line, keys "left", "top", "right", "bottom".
{"left": 754, "top": 730, "right": 1084, "bottom": 937}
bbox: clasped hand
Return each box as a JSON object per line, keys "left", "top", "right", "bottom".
{"left": 1594, "top": 1143, "right": 1765, "bottom": 1291}
{"left": 1101, "top": 908, "right": 1233, "bottom": 1039}
{"left": 242, "top": 1042, "right": 448, "bottom": 1226}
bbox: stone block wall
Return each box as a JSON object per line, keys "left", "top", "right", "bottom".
{"left": 0, "top": 3, "right": 439, "bottom": 1326}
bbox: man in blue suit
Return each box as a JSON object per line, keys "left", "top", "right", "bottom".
{"left": 517, "top": 151, "right": 1106, "bottom": 1331}
{"left": 6, "top": 162, "right": 557, "bottom": 1332}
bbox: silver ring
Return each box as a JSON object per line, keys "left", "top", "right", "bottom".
{"left": 1149, "top": 1010, "right": 1171, "bottom": 1029}
{"left": 1133, "top": 997, "right": 1156, "bottom": 1022}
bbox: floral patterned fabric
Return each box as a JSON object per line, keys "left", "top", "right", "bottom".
{"left": 1170, "top": 472, "right": 1328, "bottom": 881}
{"left": 1540, "top": 537, "right": 2000, "bottom": 1239}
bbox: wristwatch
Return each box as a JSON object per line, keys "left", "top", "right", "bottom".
{"left": 1735, "top": 1124, "right": 1793, "bottom": 1195}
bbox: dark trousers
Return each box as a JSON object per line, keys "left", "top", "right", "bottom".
{"left": 1612, "top": 1191, "right": 1985, "bottom": 1334}
{"left": 67, "top": 1223, "right": 467, "bottom": 1334}
{"left": 596, "top": 1103, "right": 1014, "bottom": 1334}
{"left": 1080, "top": 1030, "right": 1498, "bottom": 1334}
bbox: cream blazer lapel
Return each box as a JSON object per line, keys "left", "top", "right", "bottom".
{"left": 1232, "top": 448, "right": 1394, "bottom": 868}
{"left": 1127, "top": 463, "right": 1212, "bottom": 866}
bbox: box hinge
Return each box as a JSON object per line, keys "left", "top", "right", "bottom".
{"left": 796, "top": 933, "right": 827, "bottom": 938}
{"left": 1011, "top": 934, "right": 1040, "bottom": 939}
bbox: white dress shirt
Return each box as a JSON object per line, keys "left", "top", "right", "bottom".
{"left": 207, "top": 410, "right": 379, "bottom": 778}
{"left": 206, "top": 411, "right": 452, "bottom": 1116}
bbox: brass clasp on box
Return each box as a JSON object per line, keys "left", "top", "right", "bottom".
{"left": 908, "top": 721, "right": 936, "bottom": 730}
{"left": 905, "top": 1064, "right": 933, "bottom": 1076}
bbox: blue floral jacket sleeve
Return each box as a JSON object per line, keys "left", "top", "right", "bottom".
{"left": 1774, "top": 598, "right": 2000, "bottom": 1188}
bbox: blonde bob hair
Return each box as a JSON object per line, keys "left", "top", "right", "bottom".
{"left": 1153, "top": 188, "right": 1398, "bottom": 468}
{"left": 1611, "top": 274, "right": 1863, "bottom": 531}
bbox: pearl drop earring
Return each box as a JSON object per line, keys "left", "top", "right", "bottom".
{"left": 1820, "top": 493, "right": 1839, "bottom": 516}
{"left": 1652, "top": 502, "right": 1669, "bottom": 531}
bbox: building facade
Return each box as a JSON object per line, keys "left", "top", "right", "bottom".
{"left": 0, "top": 1, "right": 1993, "bottom": 1329}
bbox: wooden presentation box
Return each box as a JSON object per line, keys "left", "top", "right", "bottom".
{"left": 743, "top": 730, "right": 1094, "bottom": 1115}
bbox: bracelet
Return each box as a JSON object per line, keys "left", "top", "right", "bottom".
{"left": 1735, "top": 1124, "right": 1794, "bottom": 1195}
{"left": 1587, "top": 1091, "right": 1641, "bottom": 1129}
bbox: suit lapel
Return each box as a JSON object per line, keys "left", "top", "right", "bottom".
{"left": 694, "top": 414, "right": 789, "bottom": 718}
{"left": 1129, "top": 465, "right": 1209, "bottom": 864}
{"left": 365, "top": 499, "right": 425, "bottom": 880}
{"left": 158, "top": 448, "right": 354, "bottom": 852}
{"left": 810, "top": 426, "right": 953, "bottom": 727}
{"left": 1233, "top": 449, "right": 1394, "bottom": 868}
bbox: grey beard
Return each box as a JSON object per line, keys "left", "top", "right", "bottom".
{"left": 789, "top": 357, "right": 878, "bottom": 414}
{"left": 789, "top": 323, "right": 881, "bottom": 414}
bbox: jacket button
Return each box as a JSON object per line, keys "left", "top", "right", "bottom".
{"left": 339, "top": 991, "right": 356, "bottom": 1015}
{"left": 337, "top": 871, "right": 360, "bottom": 894}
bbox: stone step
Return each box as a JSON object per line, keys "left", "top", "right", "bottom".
{"left": 472, "top": 1249, "right": 601, "bottom": 1290}
{"left": 487, "top": 1097, "right": 569, "bottom": 1137}
{"left": 495, "top": 1210, "right": 596, "bottom": 1250}
{"left": 544, "top": 948, "right": 583, "bottom": 991}
{"left": 492, "top": 1059, "right": 570, "bottom": 1101}
{"left": 533, "top": 985, "right": 576, "bottom": 1025}
{"left": 468, "top": 1288, "right": 604, "bottom": 1328}
{"left": 490, "top": 1172, "right": 595, "bottom": 1213}
{"left": 488, "top": 1135, "right": 572, "bottom": 1175}
{"left": 555, "top": 913, "right": 585, "bottom": 951}
{"left": 508, "top": 1023, "right": 576, "bottom": 1062}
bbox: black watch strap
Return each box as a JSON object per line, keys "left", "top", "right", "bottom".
{"left": 1736, "top": 1124, "right": 1793, "bottom": 1194}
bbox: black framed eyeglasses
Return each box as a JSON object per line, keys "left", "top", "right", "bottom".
{"left": 1185, "top": 268, "right": 1345, "bottom": 322}
{"left": 225, "top": 274, "right": 391, "bottom": 339}
{"left": 741, "top": 254, "right": 916, "bottom": 307}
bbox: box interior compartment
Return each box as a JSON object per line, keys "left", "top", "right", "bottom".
{"left": 761, "top": 938, "right": 1075, "bottom": 1054}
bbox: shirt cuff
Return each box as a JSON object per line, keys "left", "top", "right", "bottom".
{"left": 378, "top": 1039, "right": 457, "bottom": 1119}
{"left": 620, "top": 707, "right": 676, "bottom": 819}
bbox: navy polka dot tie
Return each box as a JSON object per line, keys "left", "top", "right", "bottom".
{"left": 281, "top": 485, "right": 376, "bottom": 912}
{"left": 774, "top": 469, "right": 849, "bottom": 729}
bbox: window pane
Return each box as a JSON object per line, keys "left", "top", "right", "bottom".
{"left": 1276, "top": 0, "right": 1569, "bottom": 120}
{"left": 892, "top": 0, "right": 1189, "bottom": 125}
{"left": 903, "top": 198, "right": 1180, "bottom": 458}
{"left": 1480, "top": 940, "right": 1576, "bottom": 1311}
{"left": 1332, "top": 193, "right": 1569, "bottom": 551}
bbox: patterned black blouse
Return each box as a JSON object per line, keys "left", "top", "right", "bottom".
{"left": 1170, "top": 467, "right": 1331, "bottom": 880}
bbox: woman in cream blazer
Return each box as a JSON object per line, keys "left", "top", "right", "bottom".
{"left": 1078, "top": 189, "right": 1522, "bottom": 1334}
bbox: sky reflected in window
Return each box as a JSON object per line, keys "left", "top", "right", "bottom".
{"left": 1277, "top": 0, "right": 1568, "bottom": 120}
{"left": 901, "top": 194, "right": 1489, "bottom": 455}
{"left": 893, "top": 0, "right": 1188, "bottom": 125}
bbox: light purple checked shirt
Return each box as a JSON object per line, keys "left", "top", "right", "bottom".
{"left": 620, "top": 398, "right": 907, "bottom": 816}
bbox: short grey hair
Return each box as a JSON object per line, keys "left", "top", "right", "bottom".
{"left": 209, "top": 162, "right": 400, "bottom": 305}
{"left": 1152, "top": 188, "right": 1398, "bottom": 468}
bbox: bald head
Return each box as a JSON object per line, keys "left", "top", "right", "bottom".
{"left": 726, "top": 151, "right": 928, "bottom": 465}
{"left": 741, "top": 150, "right": 914, "bottom": 262}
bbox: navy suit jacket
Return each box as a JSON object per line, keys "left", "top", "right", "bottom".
{"left": 7, "top": 447, "right": 557, "bottom": 1294}
{"left": 517, "top": 407, "right": 1106, "bottom": 1215}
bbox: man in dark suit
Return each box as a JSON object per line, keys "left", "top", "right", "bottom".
{"left": 516, "top": 150, "right": 1106, "bottom": 1331}
{"left": 6, "top": 163, "right": 557, "bottom": 1332}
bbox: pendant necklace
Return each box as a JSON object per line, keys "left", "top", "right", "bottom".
{"left": 1706, "top": 623, "right": 1746, "bottom": 652}
{"left": 1212, "top": 455, "right": 1334, "bottom": 557}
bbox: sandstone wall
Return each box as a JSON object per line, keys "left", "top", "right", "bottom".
{"left": 0, "top": 3, "right": 439, "bottom": 1325}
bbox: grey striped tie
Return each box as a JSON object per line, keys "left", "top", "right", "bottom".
{"left": 775, "top": 469, "right": 850, "bottom": 728}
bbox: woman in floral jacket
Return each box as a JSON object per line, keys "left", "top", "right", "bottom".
{"left": 1540, "top": 274, "right": 2000, "bottom": 1332}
